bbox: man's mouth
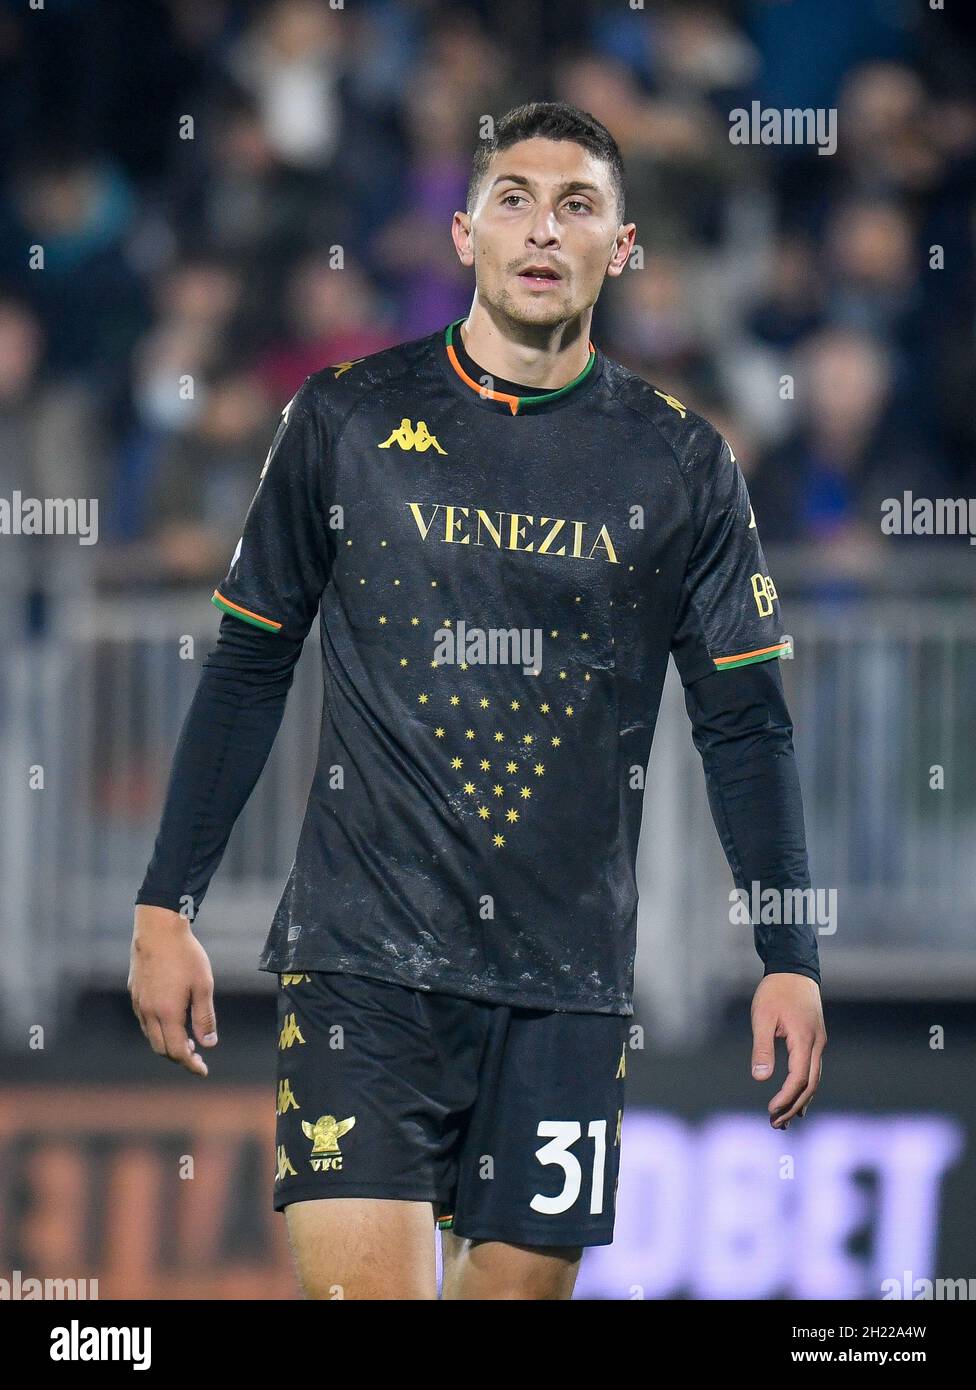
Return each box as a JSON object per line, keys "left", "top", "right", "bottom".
{"left": 517, "top": 265, "right": 563, "bottom": 287}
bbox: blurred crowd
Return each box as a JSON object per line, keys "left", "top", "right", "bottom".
{"left": 0, "top": 0, "right": 974, "bottom": 614}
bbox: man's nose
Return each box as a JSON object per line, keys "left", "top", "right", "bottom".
{"left": 527, "top": 210, "right": 560, "bottom": 246}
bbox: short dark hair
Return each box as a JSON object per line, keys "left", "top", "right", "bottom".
{"left": 467, "top": 101, "right": 626, "bottom": 224}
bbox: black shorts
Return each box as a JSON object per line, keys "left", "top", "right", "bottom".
{"left": 273, "top": 970, "right": 628, "bottom": 1247}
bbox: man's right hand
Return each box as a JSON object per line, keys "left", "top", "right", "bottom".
{"left": 128, "top": 905, "right": 218, "bottom": 1077}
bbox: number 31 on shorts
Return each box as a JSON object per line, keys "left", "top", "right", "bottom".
{"left": 531, "top": 1120, "right": 608, "bottom": 1215}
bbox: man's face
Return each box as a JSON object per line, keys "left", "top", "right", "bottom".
{"left": 455, "top": 137, "right": 634, "bottom": 329}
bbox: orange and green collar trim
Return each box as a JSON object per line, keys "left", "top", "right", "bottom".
{"left": 713, "top": 640, "right": 791, "bottom": 670}
{"left": 212, "top": 589, "right": 282, "bottom": 632}
{"left": 444, "top": 318, "right": 596, "bottom": 415}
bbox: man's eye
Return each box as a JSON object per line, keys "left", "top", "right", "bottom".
{"left": 501, "top": 193, "right": 525, "bottom": 206}
{"left": 565, "top": 200, "right": 590, "bottom": 213}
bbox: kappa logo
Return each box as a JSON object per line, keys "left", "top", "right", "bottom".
{"left": 302, "top": 1114, "right": 356, "bottom": 1172}
{"left": 654, "top": 388, "right": 687, "bottom": 418}
{"left": 332, "top": 357, "right": 364, "bottom": 378}
{"left": 276, "top": 1144, "right": 298, "bottom": 1181}
{"left": 276, "top": 1079, "right": 300, "bottom": 1114}
{"left": 378, "top": 418, "right": 447, "bottom": 454}
{"left": 277, "top": 1012, "right": 306, "bottom": 1049}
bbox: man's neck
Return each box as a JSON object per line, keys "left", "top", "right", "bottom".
{"left": 459, "top": 299, "right": 593, "bottom": 390}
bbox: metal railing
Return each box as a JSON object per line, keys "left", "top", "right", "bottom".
{"left": 1, "top": 590, "right": 974, "bottom": 1045}
{"left": 635, "top": 599, "right": 976, "bottom": 1045}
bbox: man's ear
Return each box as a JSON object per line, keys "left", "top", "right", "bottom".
{"left": 452, "top": 211, "right": 475, "bottom": 267}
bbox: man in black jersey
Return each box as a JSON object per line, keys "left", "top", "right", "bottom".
{"left": 130, "top": 102, "right": 826, "bottom": 1299}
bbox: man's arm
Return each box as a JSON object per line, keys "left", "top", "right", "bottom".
{"left": 136, "top": 615, "right": 304, "bottom": 918}
{"left": 684, "top": 657, "right": 826, "bottom": 1130}
{"left": 129, "top": 616, "right": 304, "bottom": 1076}
{"left": 683, "top": 658, "right": 820, "bottom": 985}
{"left": 661, "top": 413, "right": 826, "bottom": 1129}
{"left": 130, "top": 373, "right": 333, "bottom": 1076}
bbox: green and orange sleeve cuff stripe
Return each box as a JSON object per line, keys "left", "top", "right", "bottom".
{"left": 713, "top": 639, "right": 791, "bottom": 670}
{"left": 211, "top": 589, "right": 282, "bottom": 632}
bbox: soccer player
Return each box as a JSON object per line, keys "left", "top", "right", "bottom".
{"left": 130, "top": 102, "right": 826, "bottom": 1300}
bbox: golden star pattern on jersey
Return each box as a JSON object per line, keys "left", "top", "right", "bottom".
{"left": 340, "top": 534, "right": 622, "bottom": 850}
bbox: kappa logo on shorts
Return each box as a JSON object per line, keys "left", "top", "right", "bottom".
{"left": 302, "top": 1114, "right": 356, "bottom": 1172}
{"left": 616, "top": 1043, "right": 626, "bottom": 1080}
{"left": 276, "top": 1145, "right": 298, "bottom": 1181}
{"left": 278, "top": 1012, "right": 306, "bottom": 1049}
{"left": 276, "top": 1079, "right": 300, "bottom": 1115}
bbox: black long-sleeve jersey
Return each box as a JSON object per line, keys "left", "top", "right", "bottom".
{"left": 138, "top": 319, "right": 820, "bottom": 1014}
